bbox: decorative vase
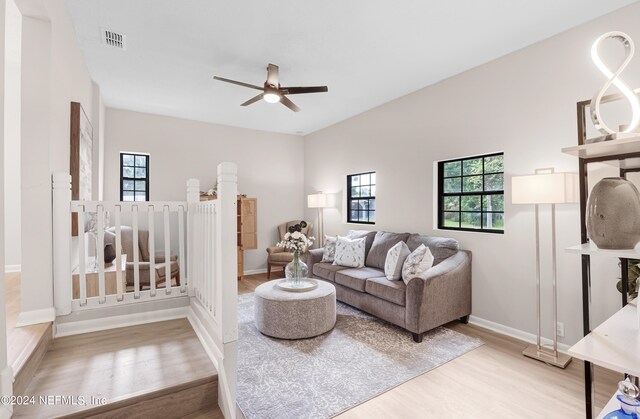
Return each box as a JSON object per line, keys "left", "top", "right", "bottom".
{"left": 285, "top": 251, "right": 308, "bottom": 286}
{"left": 587, "top": 177, "right": 640, "bottom": 249}
{"left": 104, "top": 243, "right": 116, "bottom": 265}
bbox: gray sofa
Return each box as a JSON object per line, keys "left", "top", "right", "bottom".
{"left": 303, "top": 231, "right": 472, "bottom": 342}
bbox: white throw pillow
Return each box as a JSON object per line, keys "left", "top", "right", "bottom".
{"left": 333, "top": 236, "right": 366, "bottom": 268}
{"left": 384, "top": 241, "right": 411, "bottom": 281}
{"left": 402, "top": 244, "right": 434, "bottom": 284}
{"left": 321, "top": 235, "right": 337, "bottom": 263}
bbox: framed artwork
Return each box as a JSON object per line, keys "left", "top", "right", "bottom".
{"left": 70, "top": 101, "right": 93, "bottom": 236}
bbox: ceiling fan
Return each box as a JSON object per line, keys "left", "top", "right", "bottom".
{"left": 213, "top": 63, "right": 328, "bottom": 112}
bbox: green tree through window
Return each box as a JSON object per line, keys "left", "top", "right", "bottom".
{"left": 438, "top": 153, "right": 504, "bottom": 233}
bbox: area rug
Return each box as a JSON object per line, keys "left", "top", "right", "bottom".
{"left": 237, "top": 293, "right": 482, "bottom": 419}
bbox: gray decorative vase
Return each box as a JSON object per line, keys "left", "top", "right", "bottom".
{"left": 587, "top": 177, "right": 640, "bottom": 249}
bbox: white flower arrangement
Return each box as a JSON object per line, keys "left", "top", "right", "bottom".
{"left": 277, "top": 221, "right": 315, "bottom": 254}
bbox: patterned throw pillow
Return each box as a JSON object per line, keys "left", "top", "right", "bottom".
{"left": 321, "top": 235, "right": 337, "bottom": 263}
{"left": 333, "top": 236, "right": 366, "bottom": 268}
{"left": 401, "top": 244, "right": 434, "bottom": 285}
{"left": 384, "top": 241, "right": 411, "bottom": 281}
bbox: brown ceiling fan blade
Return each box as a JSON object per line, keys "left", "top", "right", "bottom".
{"left": 213, "top": 76, "right": 263, "bottom": 91}
{"left": 281, "top": 86, "right": 328, "bottom": 95}
{"left": 280, "top": 95, "right": 301, "bottom": 112}
{"left": 266, "top": 63, "right": 279, "bottom": 87}
{"left": 241, "top": 93, "right": 264, "bottom": 106}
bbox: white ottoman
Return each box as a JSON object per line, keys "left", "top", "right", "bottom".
{"left": 254, "top": 279, "right": 336, "bottom": 339}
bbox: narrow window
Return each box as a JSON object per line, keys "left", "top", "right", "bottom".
{"left": 347, "top": 172, "right": 376, "bottom": 224}
{"left": 120, "top": 153, "right": 149, "bottom": 201}
{"left": 438, "top": 153, "right": 504, "bottom": 233}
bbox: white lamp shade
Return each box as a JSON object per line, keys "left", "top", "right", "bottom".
{"left": 307, "top": 193, "right": 330, "bottom": 208}
{"left": 512, "top": 172, "right": 579, "bottom": 204}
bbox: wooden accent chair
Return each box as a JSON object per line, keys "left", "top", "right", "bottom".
{"left": 105, "top": 226, "right": 180, "bottom": 288}
{"left": 266, "top": 220, "right": 313, "bottom": 279}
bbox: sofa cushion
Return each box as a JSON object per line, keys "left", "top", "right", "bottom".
{"left": 313, "top": 263, "right": 350, "bottom": 282}
{"left": 335, "top": 267, "right": 385, "bottom": 292}
{"left": 366, "top": 276, "right": 407, "bottom": 306}
{"left": 406, "top": 234, "right": 459, "bottom": 266}
{"left": 366, "top": 231, "right": 410, "bottom": 269}
{"left": 402, "top": 244, "right": 434, "bottom": 284}
{"left": 384, "top": 241, "right": 411, "bottom": 281}
{"left": 346, "top": 230, "right": 377, "bottom": 259}
{"left": 333, "top": 236, "right": 366, "bottom": 268}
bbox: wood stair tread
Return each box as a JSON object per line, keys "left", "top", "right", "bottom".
{"left": 6, "top": 271, "right": 54, "bottom": 395}
{"left": 13, "top": 319, "right": 218, "bottom": 418}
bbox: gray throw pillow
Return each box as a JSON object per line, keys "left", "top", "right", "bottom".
{"left": 406, "top": 234, "right": 459, "bottom": 266}
{"left": 365, "top": 231, "right": 410, "bottom": 269}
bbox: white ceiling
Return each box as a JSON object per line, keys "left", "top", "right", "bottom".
{"left": 65, "top": 0, "right": 638, "bottom": 135}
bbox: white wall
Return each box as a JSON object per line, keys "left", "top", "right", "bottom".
{"left": 103, "top": 108, "right": 304, "bottom": 272}
{"left": 3, "top": 0, "right": 19, "bottom": 271}
{"left": 304, "top": 3, "right": 640, "bottom": 345}
{"left": 18, "top": 0, "right": 96, "bottom": 323}
{"left": 0, "top": 0, "right": 11, "bottom": 413}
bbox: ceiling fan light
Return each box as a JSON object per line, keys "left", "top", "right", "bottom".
{"left": 263, "top": 93, "right": 280, "bottom": 103}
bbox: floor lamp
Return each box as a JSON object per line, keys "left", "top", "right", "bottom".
{"left": 512, "top": 168, "right": 578, "bottom": 369}
{"left": 307, "top": 192, "right": 329, "bottom": 247}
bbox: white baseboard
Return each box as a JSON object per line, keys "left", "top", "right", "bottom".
{"left": 187, "top": 300, "right": 236, "bottom": 419}
{"left": 54, "top": 306, "right": 188, "bottom": 337}
{"left": 243, "top": 268, "right": 267, "bottom": 276}
{"left": 5, "top": 264, "right": 20, "bottom": 273}
{"left": 16, "top": 307, "right": 55, "bottom": 327}
{"left": 0, "top": 366, "right": 13, "bottom": 419}
{"left": 469, "top": 315, "right": 570, "bottom": 353}
{"left": 186, "top": 301, "right": 223, "bottom": 369}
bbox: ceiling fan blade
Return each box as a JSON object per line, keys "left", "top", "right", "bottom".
{"left": 213, "top": 76, "right": 263, "bottom": 91}
{"left": 280, "top": 95, "right": 301, "bottom": 112}
{"left": 266, "top": 63, "right": 279, "bottom": 87}
{"left": 281, "top": 86, "right": 328, "bottom": 95}
{"left": 241, "top": 93, "right": 264, "bottom": 107}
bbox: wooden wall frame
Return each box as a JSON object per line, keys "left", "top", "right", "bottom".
{"left": 70, "top": 102, "right": 93, "bottom": 236}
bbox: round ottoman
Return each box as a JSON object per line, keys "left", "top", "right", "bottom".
{"left": 254, "top": 279, "right": 336, "bottom": 339}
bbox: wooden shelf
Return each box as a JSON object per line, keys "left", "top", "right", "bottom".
{"left": 568, "top": 300, "right": 640, "bottom": 377}
{"left": 562, "top": 134, "right": 640, "bottom": 160}
{"left": 597, "top": 392, "right": 621, "bottom": 419}
{"left": 565, "top": 243, "right": 640, "bottom": 259}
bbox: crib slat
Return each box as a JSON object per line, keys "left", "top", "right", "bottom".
{"left": 114, "top": 206, "right": 124, "bottom": 300}
{"left": 178, "top": 205, "right": 186, "bottom": 293}
{"left": 132, "top": 205, "right": 140, "bottom": 298}
{"left": 77, "top": 208, "right": 87, "bottom": 306}
{"left": 148, "top": 206, "right": 156, "bottom": 296}
{"left": 164, "top": 206, "right": 171, "bottom": 294}
{"left": 96, "top": 206, "right": 106, "bottom": 304}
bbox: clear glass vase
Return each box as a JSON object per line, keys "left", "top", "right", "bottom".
{"left": 285, "top": 251, "right": 308, "bottom": 286}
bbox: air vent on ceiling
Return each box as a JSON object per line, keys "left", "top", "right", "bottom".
{"left": 102, "top": 28, "right": 127, "bottom": 50}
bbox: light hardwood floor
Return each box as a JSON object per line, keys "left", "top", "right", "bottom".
{"left": 5, "top": 272, "right": 51, "bottom": 382}
{"left": 237, "top": 272, "right": 621, "bottom": 418}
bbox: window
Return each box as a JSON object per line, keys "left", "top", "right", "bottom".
{"left": 438, "top": 153, "right": 504, "bottom": 233}
{"left": 120, "top": 153, "right": 149, "bottom": 201}
{"left": 347, "top": 172, "right": 376, "bottom": 224}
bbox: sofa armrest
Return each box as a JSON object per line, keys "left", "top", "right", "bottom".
{"left": 266, "top": 246, "right": 285, "bottom": 255}
{"left": 153, "top": 254, "right": 178, "bottom": 263}
{"left": 301, "top": 248, "right": 324, "bottom": 278}
{"left": 405, "top": 250, "right": 472, "bottom": 334}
